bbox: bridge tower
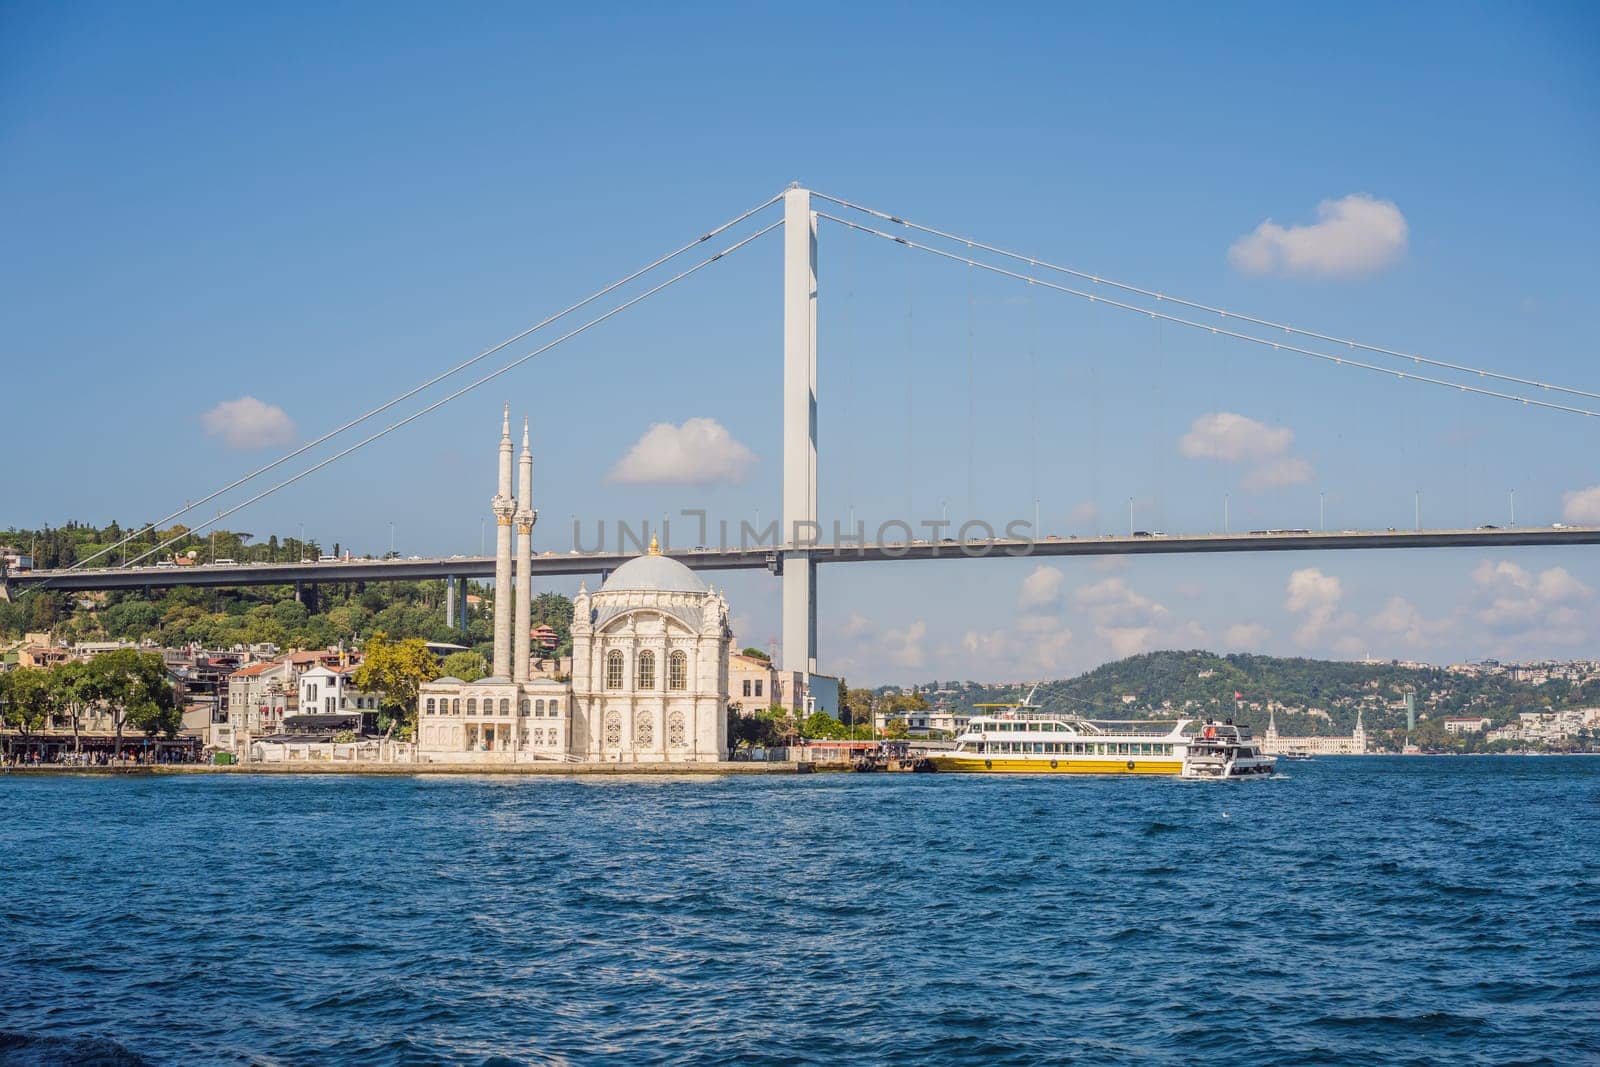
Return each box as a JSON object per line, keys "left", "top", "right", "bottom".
{"left": 782, "top": 184, "right": 818, "bottom": 676}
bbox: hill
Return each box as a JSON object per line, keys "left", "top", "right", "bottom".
{"left": 911, "top": 650, "right": 1600, "bottom": 742}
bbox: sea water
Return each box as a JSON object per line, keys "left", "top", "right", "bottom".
{"left": 1, "top": 757, "right": 1597, "bottom": 1065}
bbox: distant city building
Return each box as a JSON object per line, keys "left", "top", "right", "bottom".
{"left": 1261, "top": 707, "right": 1368, "bottom": 755}
{"left": 1443, "top": 716, "right": 1491, "bottom": 735}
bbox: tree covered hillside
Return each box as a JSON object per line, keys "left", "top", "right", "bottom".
{"left": 918, "top": 650, "right": 1600, "bottom": 738}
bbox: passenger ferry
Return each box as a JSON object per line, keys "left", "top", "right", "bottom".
{"left": 931, "top": 690, "right": 1276, "bottom": 779}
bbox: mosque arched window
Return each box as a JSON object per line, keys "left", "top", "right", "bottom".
{"left": 467, "top": 698, "right": 477, "bottom": 715}
{"left": 535, "top": 699, "right": 545, "bottom": 716}
{"left": 548, "top": 699, "right": 561, "bottom": 716}
{"left": 452, "top": 699, "right": 460, "bottom": 715}
{"left": 500, "top": 698, "right": 510, "bottom": 716}
{"left": 668, "top": 651, "right": 687, "bottom": 691}
{"left": 606, "top": 650, "right": 624, "bottom": 689}
{"left": 425, "top": 698, "right": 436, "bottom": 715}
{"left": 637, "top": 650, "right": 656, "bottom": 690}
{"left": 519, "top": 698, "right": 530, "bottom": 717}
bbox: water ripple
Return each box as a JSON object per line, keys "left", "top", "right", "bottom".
{"left": 1, "top": 757, "right": 1597, "bottom": 1064}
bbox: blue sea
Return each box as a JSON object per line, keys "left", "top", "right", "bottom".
{"left": 2, "top": 758, "right": 1597, "bottom": 1066}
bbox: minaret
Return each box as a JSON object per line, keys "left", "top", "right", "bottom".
{"left": 491, "top": 404, "right": 516, "bottom": 678}
{"left": 513, "top": 418, "right": 536, "bottom": 683}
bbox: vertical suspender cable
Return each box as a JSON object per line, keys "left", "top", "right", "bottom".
{"left": 1031, "top": 288, "right": 1042, "bottom": 534}
{"left": 967, "top": 262, "right": 977, "bottom": 519}
{"left": 905, "top": 250, "right": 915, "bottom": 520}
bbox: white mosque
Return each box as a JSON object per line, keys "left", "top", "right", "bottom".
{"left": 415, "top": 408, "right": 733, "bottom": 764}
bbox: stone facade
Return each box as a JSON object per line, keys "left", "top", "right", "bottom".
{"left": 414, "top": 409, "right": 731, "bottom": 765}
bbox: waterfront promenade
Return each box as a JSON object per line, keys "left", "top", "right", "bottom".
{"left": 1, "top": 760, "right": 813, "bottom": 777}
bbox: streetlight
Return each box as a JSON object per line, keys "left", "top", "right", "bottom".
{"left": 1319, "top": 492, "right": 1326, "bottom": 532}
{"left": 388, "top": 522, "right": 395, "bottom": 557}
{"left": 1127, "top": 497, "right": 1134, "bottom": 536}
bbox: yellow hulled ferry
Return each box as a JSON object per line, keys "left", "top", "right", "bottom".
{"left": 931, "top": 690, "right": 1276, "bottom": 779}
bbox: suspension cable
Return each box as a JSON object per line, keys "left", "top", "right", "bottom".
{"left": 813, "top": 190, "right": 1600, "bottom": 403}
{"left": 816, "top": 212, "right": 1600, "bottom": 419}
{"left": 93, "top": 220, "right": 781, "bottom": 572}
{"left": 68, "top": 193, "right": 785, "bottom": 576}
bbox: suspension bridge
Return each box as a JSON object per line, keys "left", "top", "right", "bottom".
{"left": 13, "top": 185, "right": 1598, "bottom": 675}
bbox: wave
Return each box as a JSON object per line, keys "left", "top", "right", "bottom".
{"left": 0, "top": 1032, "right": 152, "bottom": 1067}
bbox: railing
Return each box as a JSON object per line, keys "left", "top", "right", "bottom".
{"left": 969, "top": 714, "right": 1191, "bottom": 737}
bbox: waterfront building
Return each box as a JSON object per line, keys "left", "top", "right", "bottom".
{"left": 1444, "top": 716, "right": 1491, "bottom": 735}
{"left": 415, "top": 409, "right": 734, "bottom": 764}
{"left": 726, "top": 650, "right": 840, "bottom": 719}
{"left": 728, "top": 652, "right": 775, "bottom": 713}
{"left": 297, "top": 664, "right": 383, "bottom": 716}
{"left": 248, "top": 712, "right": 391, "bottom": 764}
{"left": 226, "top": 659, "right": 295, "bottom": 740}
{"left": 1261, "top": 707, "right": 1368, "bottom": 755}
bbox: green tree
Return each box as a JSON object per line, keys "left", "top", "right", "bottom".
{"left": 726, "top": 705, "right": 790, "bottom": 750}
{"left": 353, "top": 631, "right": 440, "bottom": 740}
{"left": 531, "top": 592, "right": 575, "bottom": 655}
{"left": 801, "top": 710, "right": 847, "bottom": 739}
{"left": 48, "top": 659, "right": 105, "bottom": 753}
{"left": 883, "top": 717, "right": 910, "bottom": 740}
{"left": 741, "top": 647, "right": 771, "bottom": 662}
{"left": 441, "top": 650, "right": 489, "bottom": 682}
{"left": 88, "top": 649, "right": 177, "bottom": 756}
{"left": 102, "top": 600, "right": 159, "bottom": 639}
{"left": 1, "top": 667, "right": 52, "bottom": 751}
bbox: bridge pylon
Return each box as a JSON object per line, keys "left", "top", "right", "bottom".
{"left": 782, "top": 185, "right": 818, "bottom": 676}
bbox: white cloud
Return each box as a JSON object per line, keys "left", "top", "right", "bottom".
{"left": 1563, "top": 486, "right": 1600, "bottom": 525}
{"left": 1103, "top": 626, "right": 1156, "bottom": 659}
{"left": 1471, "top": 560, "right": 1592, "bottom": 636}
{"left": 1066, "top": 501, "right": 1100, "bottom": 527}
{"left": 1074, "top": 576, "right": 1170, "bottom": 629}
{"left": 962, "top": 615, "right": 1075, "bottom": 675}
{"left": 607, "top": 418, "right": 756, "bottom": 485}
{"left": 1180, "top": 412, "right": 1293, "bottom": 462}
{"left": 1369, "top": 596, "right": 1455, "bottom": 646}
{"left": 881, "top": 620, "right": 928, "bottom": 669}
{"left": 1223, "top": 623, "right": 1269, "bottom": 649}
{"left": 1285, "top": 567, "right": 1342, "bottom": 644}
{"left": 1017, "top": 565, "right": 1066, "bottom": 610}
{"left": 1179, "top": 412, "right": 1314, "bottom": 493}
{"left": 839, "top": 612, "right": 870, "bottom": 638}
{"left": 201, "top": 396, "right": 296, "bottom": 450}
{"left": 1228, "top": 193, "right": 1408, "bottom": 279}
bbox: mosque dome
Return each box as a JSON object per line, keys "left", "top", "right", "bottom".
{"left": 599, "top": 551, "right": 709, "bottom": 595}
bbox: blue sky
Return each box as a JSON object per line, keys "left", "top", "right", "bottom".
{"left": 5, "top": 2, "right": 1599, "bottom": 682}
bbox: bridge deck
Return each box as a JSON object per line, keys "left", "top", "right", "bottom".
{"left": 8, "top": 527, "right": 1598, "bottom": 592}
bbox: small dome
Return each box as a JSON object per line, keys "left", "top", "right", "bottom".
{"left": 599, "top": 553, "right": 708, "bottom": 595}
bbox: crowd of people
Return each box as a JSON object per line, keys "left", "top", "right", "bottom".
{"left": 2, "top": 745, "right": 202, "bottom": 766}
